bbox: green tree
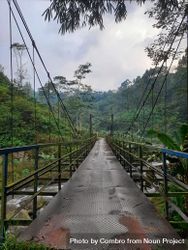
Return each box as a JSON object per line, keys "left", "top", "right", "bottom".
{"left": 145, "top": 0, "right": 186, "bottom": 63}
{"left": 53, "top": 76, "right": 78, "bottom": 95}
{"left": 0, "top": 70, "right": 73, "bottom": 147}
{"left": 74, "top": 62, "right": 92, "bottom": 92}
{"left": 43, "top": 1, "right": 180, "bottom": 35}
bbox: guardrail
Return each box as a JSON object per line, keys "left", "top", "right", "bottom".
{"left": 107, "top": 136, "right": 188, "bottom": 229}
{"left": 0, "top": 136, "right": 96, "bottom": 241}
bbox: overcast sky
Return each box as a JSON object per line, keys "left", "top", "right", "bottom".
{"left": 0, "top": 0, "right": 160, "bottom": 91}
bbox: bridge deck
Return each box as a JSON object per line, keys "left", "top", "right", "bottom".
{"left": 20, "top": 139, "right": 184, "bottom": 249}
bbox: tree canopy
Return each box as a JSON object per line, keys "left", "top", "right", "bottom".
{"left": 43, "top": 0, "right": 180, "bottom": 34}
{"left": 145, "top": 0, "right": 186, "bottom": 63}
{"left": 43, "top": 0, "right": 185, "bottom": 64}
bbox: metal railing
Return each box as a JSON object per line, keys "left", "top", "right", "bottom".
{"left": 0, "top": 136, "right": 96, "bottom": 240}
{"left": 107, "top": 136, "right": 188, "bottom": 228}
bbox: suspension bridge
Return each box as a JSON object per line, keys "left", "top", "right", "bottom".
{"left": 1, "top": 136, "right": 188, "bottom": 249}
{"left": 0, "top": 0, "right": 188, "bottom": 249}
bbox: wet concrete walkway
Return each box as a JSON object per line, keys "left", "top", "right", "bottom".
{"left": 20, "top": 139, "right": 184, "bottom": 249}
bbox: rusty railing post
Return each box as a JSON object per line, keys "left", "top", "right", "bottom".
{"left": 139, "top": 145, "right": 144, "bottom": 192}
{"left": 1, "top": 153, "right": 8, "bottom": 242}
{"left": 58, "top": 144, "right": 62, "bottom": 191}
{"left": 85, "top": 142, "right": 88, "bottom": 157}
{"left": 120, "top": 140, "right": 123, "bottom": 164}
{"left": 162, "top": 152, "right": 169, "bottom": 219}
{"left": 76, "top": 143, "right": 79, "bottom": 169}
{"left": 33, "top": 146, "right": 39, "bottom": 220}
{"left": 122, "top": 141, "right": 126, "bottom": 169}
{"left": 69, "top": 145, "right": 72, "bottom": 178}
{"left": 129, "top": 143, "right": 132, "bottom": 178}
{"left": 89, "top": 114, "right": 93, "bottom": 138}
{"left": 118, "top": 141, "right": 120, "bottom": 160}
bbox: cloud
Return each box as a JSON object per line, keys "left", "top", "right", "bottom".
{"left": 0, "top": 0, "right": 159, "bottom": 91}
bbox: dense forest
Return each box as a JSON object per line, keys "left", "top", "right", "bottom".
{"left": 0, "top": 70, "right": 72, "bottom": 147}
{"left": 0, "top": 0, "right": 186, "bottom": 148}
{"left": 64, "top": 51, "right": 187, "bottom": 139}
{"left": 0, "top": 50, "right": 186, "bottom": 148}
{"left": 98, "top": 53, "right": 186, "bottom": 136}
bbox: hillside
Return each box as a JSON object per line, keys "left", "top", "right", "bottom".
{"left": 0, "top": 51, "right": 186, "bottom": 148}
{"left": 63, "top": 52, "right": 187, "bottom": 138}
{"left": 0, "top": 71, "right": 72, "bottom": 148}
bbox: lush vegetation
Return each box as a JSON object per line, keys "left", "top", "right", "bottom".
{"left": 61, "top": 51, "right": 187, "bottom": 140}
{"left": 44, "top": 0, "right": 184, "bottom": 37}
{"left": 0, "top": 234, "right": 49, "bottom": 250}
{"left": 42, "top": 0, "right": 187, "bottom": 142}
{"left": 0, "top": 69, "right": 72, "bottom": 148}
{"left": 0, "top": 50, "right": 186, "bottom": 147}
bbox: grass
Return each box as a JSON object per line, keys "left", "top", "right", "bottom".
{"left": 150, "top": 197, "right": 165, "bottom": 216}
{"left": 0, "top": 234, "right": 49, "bottom": 250}
{"left": 0, "top": 144, "right": 73, "bottom": 192}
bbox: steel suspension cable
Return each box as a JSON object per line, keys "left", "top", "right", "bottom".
{"left": 164, "top": 60, "right": 168, "bottom": 134}
{"left": 151, "top": 83, "right": 154, "bottom": 138}
{"left": 48, "top": 83, "right": 51, "bottom": 142}
{"left": 9, "top": 0, "right": 14, "bottom": 145}
{"left": 126, "top": 6, "right": 185, "bottom": 135}
{"left": 141, "top": 31, "right": 185, "bottom": 136}
{"left": 126, "top": 13, "right": 186, "bottom": 135}
{"left": 32, "top": 45, "right": 37, "bottom": 143}
{"left": 8, "top": 0, "right": 14, "bottom": 190}
{"left": 186, "top": 3, "right": 188, "bottom": 123}
{"left": 6, "top": 0, "right": 64, "bottom": 140}
{"left": 12, "top": 0, "right": 77, "bottom": 134}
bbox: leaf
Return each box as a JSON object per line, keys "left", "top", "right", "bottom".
{"left": 174, "top": 131, "right": 182, "bottom": 147}
{"left": 147, "top": 129, "right": 180, "bottom": 150}
{"left": 179, "top": 124, "right": 188, "bottom": 144}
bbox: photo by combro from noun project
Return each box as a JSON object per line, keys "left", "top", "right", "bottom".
{"left": 69, "top": 237, "right": 185, "bottom": 246}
